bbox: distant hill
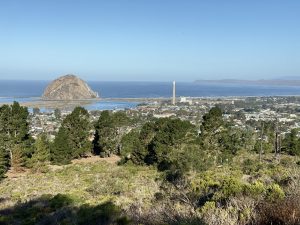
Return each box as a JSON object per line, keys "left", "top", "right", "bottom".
{"left": 42, "top": 74, "right": 99, "bottom": 100}
{"left": 194, "top": 79, "right": 300, "bottom": 86}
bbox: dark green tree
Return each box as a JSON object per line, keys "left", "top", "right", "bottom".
{"left": 54, "top": 108, "right": 61, "bottom": 120}
{"left": 30, "top": 133, "right": 50, "bottom": 171}
{"left": 200, "top": 107, "right": 223, "bottom": 135}
{"left": 148, "top": 118, "right": 193, "bottom": 167}
{"left": 120, "top": 129, "right": 141, "bottom": 158}
{"left": 199, "top": 107, "right": 243, "bottom": 165}
{"left": 130, "top": 118, "right": 194, "bottom": 169}
{"left": 128, "top": 135, "right": 148, "bottom": 165}
{"left": 51, "top": 127, "right": 72, "bottom": 165}
{"left": 0, "top": 138, "right": 9, "bottom": 178}
{"left": 94, "top": 111, "right": 115, "bottom": 157}
{"left": 61, "top": 107, "right": 92, "bottom": 158}
{"left": 93, "top": 110, "right": 130, "bottom": 157}
{"left": 199, "top": 107, "right": 224, "bottom": 163}
{"left": 219, "top": 126, "right": 253, "bottom": 155}
{"left": 129, "top": 121, "right": 156, "bottom": 164}
{"left": 112, "top": 111, "right": 130, "bottom": 126}
{"left": 0, "top": 108, "right": 10, "bottom": 177}
{"left": 51, "top": 107, "right": 91, "bottom": 164}
{"left": 282, "top": 129, "right": 300, "bottom": 156}
{"left": 0, "top": 102, "right": 32, "bottom": 171}
{"left": 139, "top": 121, "right": 156, "bottom": 145}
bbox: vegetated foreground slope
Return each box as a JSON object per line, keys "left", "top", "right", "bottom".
{"left": 0, "top": 154, "right": 300, "bottom": 225}
{"left": 1, "top": 103, "right": 300, "bottom": 224}
{"left": 0, "top": 159, "right": 160, "bottom": 224}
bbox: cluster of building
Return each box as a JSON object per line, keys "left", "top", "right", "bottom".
{"left": 28, "top": 95, "right": 300, "bottom": 139}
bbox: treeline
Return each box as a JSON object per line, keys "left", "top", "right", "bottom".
{"left": 119, "top": 107, "right": 255, "bottom": 181}
{"left": 1, "top": 102, "right": 299, "bottom": 179}
{"left": 0, "top": 102, "right": 132, "bottom": 177}
{"left": 1, "top": 101, "right": 300, "bottom": 225}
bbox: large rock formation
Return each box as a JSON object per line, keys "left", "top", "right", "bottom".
{"left": 42, "top": 75, "right": 99, "bottom": 100}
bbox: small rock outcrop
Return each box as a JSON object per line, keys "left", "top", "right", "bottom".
{"left": 42, "top": 75, "right": 99, "bottom": 100}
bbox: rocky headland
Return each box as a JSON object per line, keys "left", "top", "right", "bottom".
{"left": 42, "top": 74, "right": 99, "bottom": 100}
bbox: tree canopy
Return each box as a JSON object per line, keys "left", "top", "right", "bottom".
{"left": 51, "top": 107, "right": 92, "bottom": 164}
{"left": 0, "top": 102, "right": 32, "bottom": 174}
{"left": 93, "top": 110, "right": 130, "bottom": 157}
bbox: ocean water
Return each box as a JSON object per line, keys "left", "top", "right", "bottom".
{"left": 1, "top": 80, "right": 300, "bottom": 98}
{"left": 1, "top": 80, "right": 300, "bottom": 110}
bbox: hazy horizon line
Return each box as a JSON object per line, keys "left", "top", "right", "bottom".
{"left": 1, "top": 77, "right": 300, "bottom": 82}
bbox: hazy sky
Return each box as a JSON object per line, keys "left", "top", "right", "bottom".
{"left": 0, "top": 0, "right": 299, "bottom": 81}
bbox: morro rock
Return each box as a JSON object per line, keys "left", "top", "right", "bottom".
{"left": 42, "top": 75, "right": 99, "bottom": 100}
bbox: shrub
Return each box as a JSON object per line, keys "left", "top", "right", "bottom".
{"left": 242, "top": 158, "right": 262, "bottom": 175}
{"left": 50, "top": 194, "right": 74, "bottom": 209}
{"left": 266, "top": 183, "right": 285, "bottom": 202}
{"left": 190, "top": 173, "right": 220, "bottom": 196}
{"left": 244, "top": 181, "right": 266, "bottom": 198}
{"left": 213, "top": 177, "right": 244, "bottom": 200}
{"left": 200, "top": 201, "right": 216, "bottom": 214}
{"left": 77, "top": 202, "right": 130, "bottom": 225}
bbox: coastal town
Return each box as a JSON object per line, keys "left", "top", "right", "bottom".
{"left": 28, "top": 96, "right": 300, "bottom": 141}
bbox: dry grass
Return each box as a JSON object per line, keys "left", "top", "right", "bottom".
{"left": 0, "top": 158, "right": 160, "bottom": 212}
{"left": 255, "top": 196, "right": 300, "bottom": 225}
{"left": 71, "top": 154, "right": 121, "bottom": 165}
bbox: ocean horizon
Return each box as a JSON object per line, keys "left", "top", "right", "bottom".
{"left": 1, "top": 80, "right": 300, "bottom": 99}
{"left": 1, "top": 80, "right": 300, "bottom": 111}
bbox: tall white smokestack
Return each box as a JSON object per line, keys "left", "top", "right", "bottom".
{"left": 172, "top": 81, "right": 176, "bottom": 105}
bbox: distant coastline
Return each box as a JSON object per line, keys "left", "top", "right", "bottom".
{"left": 2, "top": 81, "right": 300, "bottom": 104}
{"left": 195, "top": 79, "right": 300, "bottom": 86}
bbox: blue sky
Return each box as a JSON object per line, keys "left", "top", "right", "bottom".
{"left": 0, "top": 0, "right": 299, "bottom": 81}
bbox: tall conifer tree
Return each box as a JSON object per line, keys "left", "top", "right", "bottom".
{"left": 30, "top": 133, "right": 50, "bottom": 171}
{"left": 0, "top": 102, "right": 32, "bottom": 172}
{"left": 51, "top": 127, "right": 72, "bottom": 165}
{"left": 51, "top": 107, "right": 91, "bottom": 164}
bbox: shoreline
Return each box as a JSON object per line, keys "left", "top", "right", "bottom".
{"left": 1, "top": 95, "right": 300, "bottom": 110}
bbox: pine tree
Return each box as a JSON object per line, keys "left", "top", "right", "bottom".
{"left": 10, "top": 101, "right": 30, "bottom": 143}
{"left": 94, "top": 110, "right": 129, "bottom": 157}
{"left": 147, "top": 118, "right": 193, "bottom": 167}
{"left": 0, "top": 142, "right": 9, "bottom": 178}
{"left": 11, "top": 144, "right": 25, "bottom": 172}
{"left": 51, "top": 127, "right": 72, "bottom": 165}
{"left": 51, "top": 107, "right": 92, "bottom": 164}
{"left": 128, "top": 121, "right": 156, "bottom": 164}
{"left": 0, "top": 102, "right": 32, "bottom": 172}
{"left": 0, "top": 105, "right": 12, "bottom": 160}
{"left": 282, "top": 129, "right": 300, "bottom": 156}
{"left": 61, "top": 107, "right": 92, "bottom": 158}
{"left": 95, "top": 111, "right": 114, "bottom": 156}
{"left": 30, "top": 133, "right": 50, "bottom": 172}
{"left": 200, "top": 107, "right": 223, "bottom": 135}
{"left": 0, "top": 120, "right": 10, "bottom": 178}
